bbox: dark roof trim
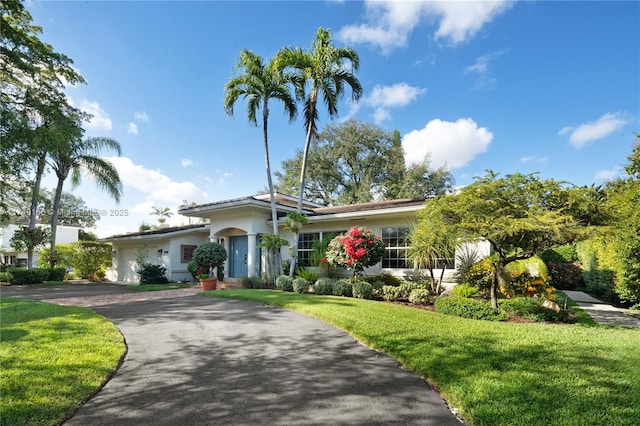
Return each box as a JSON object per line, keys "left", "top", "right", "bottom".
{"left": 102, "top": 223, "right": 207, "bottom": 241}
{"left": 311, "top": 198, "right": 426, "bottom": 215}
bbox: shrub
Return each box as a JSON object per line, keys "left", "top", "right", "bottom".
{"left": 499, "top": 297, "right": 567, "bottom": 322}
{"left": 452, "top": 283, "right": 480, "bottom": 298}
{"left": 332, "top": 279, "right": 353, "bottom": 297}
{"left": 46, "top": 267, "right": 67, "bottom": 281}
{"left": 37, "top": 244, "right": 75, "bottom": 270}
{"left": 365, "top": 272, "right": 402, "bottom": 287}
{"left": 7, "top": 268, "right": 49, "bottom": 285}
{"left": 540, "top": 245, "right": 578, "bottom": 264}
{"left": 577, "top": 236, "right": 618, "bottom": 301}
{"left": 71, "top": 241, "right": 112, "bottom": 279}
{"left": 382, "top": 285, "right": 403, "bottom": 301}
{"left": 314, "top": 279, "right": 333, "bottom": 295}
{"left": 435, "top": 296, "right": 508, "bottom": 321}
{"left": 409, "top": 288, "right": 431, "bottom": 305}
{"left": 296, "top": 268, "right": 319, "bottom": 284}
{"left": 503, "top": 257, "right": 555, "bottom": 300}
{"left": 547, "top": 262, "right": 584, "bottom": 290}
{"left": 137, "top": 264, "right": 169, "bottom": 284}
{"left": 325, "top": 226, "right": 386, "bottom": 278}
{"left": 0, "top": 272, "right": 10, "bottom": 282}
{"left": 242, "top": 276, "right": 265, "bottom": 289}
{"left": 293, "top": 278, "right": 309, "bottom": 294}
{"left": 463, "top": 257, "right": 494, "bottom": 292}
{"left": 193, "top": 242, "right": 227, "bottom": 272}
{"left": 276, "top": 275, "right": 293, "bottom": 292}
{"left": 352, "top": 281, "right": 373, "bottom": 299}
{"left": 187, "top": 261, "right": 199, "bottom": 281}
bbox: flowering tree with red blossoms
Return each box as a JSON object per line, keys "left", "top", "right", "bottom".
{"left": 325, "top": 226, "right": 386, "bottom": 279}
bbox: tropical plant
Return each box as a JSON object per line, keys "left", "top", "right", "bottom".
{"left": 48, "top": 136, "right": 122, "bottom": 267}
{"left": 150, "top": 206, "right": 173, "bottom": 226}
{"left": 408, "top": 219, "right": 455, "bottom": 294}
{"left": 284, "top": 211, "right": 308, "bottom": 277}
{"left": 225, "top": 49, "right": 297, "bottom": 278}
{"left": 325, "top": 226, "right": 385, "bottom": 279}
{"left": 257, "top": 233, "right": 289, "bottom": 284}
{"left": 192, "top": 242, "right": 227, "bottom": 278}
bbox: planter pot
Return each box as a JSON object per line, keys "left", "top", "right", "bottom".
{"left": 200, "top": 277, "right": 217, "bottom": 291}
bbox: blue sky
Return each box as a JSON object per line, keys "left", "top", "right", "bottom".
{"left": 27, "top": 1, "right": 639, "bottom": 237}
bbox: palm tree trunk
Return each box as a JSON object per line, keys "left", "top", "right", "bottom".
{"left": 262, "top": 102, "right": 283, "bottom": 277}
{"left": 27, "top": 152, "right": 47, "bottom": 269}
{"left": 49, "top": 175, "right": 65, "bottom": 268}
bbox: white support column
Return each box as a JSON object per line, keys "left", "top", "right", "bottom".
{"left": 247, "top": 233, "right": 257, "bottom": 277}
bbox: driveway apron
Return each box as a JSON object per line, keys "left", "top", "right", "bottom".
{"left": 3, "top": 284, "right": 462, "bottom": 425}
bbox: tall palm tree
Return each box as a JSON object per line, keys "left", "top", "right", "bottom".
{"left": 277, "top": 27, "right": 362, "bottom": 276}
{"left": 48, "top": 136, "right": 122, "bottom": 266}
{"left": 151, "top": 206, "right": 173, "bottom": 226}
{"left": 277, "top": 27, "right": 363, "bottom": 213}
{"left": 224, "top": 49, "right": 297, "bottom": 278}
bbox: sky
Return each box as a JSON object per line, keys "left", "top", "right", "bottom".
{"left": 26, "top": 0, "right": 640, "bottom": 238}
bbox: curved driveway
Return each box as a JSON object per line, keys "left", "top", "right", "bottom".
{"left": 3, "top": 284, "right": 462, "bottom": 425}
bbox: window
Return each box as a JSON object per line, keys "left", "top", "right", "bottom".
{"left": 296, "top": 230, "right": 345, "bottom": 268}
{"left": 381, "top": 227, "right": 410, "bottom": 269}
{"left": 180, "top": 245, "right": 197, "bottom": 263}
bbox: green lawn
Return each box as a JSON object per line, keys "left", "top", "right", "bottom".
{"left": 0, "top": 297, "right": 126, "bottom": 426}
{"left": 125, "top": 283, "right": 193, "bottom": 292}
{"left": 200, "top": 289, "right": 640, "bottom": 426}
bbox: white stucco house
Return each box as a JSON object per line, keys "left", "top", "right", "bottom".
{"left": 103, "top": 193, "right": 481, "bottom": 284}
{"left": 0, "top": 224, "right": 82, "bottom": 266}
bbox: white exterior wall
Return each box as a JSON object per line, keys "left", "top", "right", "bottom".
{"left": 168, "top": 233, "right": 209, "bottom": 282}
{"left": 0, "top": 224, "right": 80, "bottom": 266}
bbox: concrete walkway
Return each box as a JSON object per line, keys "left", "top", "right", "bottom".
{"left": 563, "top": 290, "right": 640, "bottom": 328}
{"left": 1, "top": 283, "right": 463, "bottom": 425}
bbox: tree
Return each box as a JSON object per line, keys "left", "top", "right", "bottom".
{"left": 1, "top": 0, "right": 86, "bottom": 266}
{"left": 224, "top": 49, "right": 297, "bottom": 276}
{"left": 277, "top": 27, "right": 362, "bottom": 213}
{"left": 274, "top": 120, "right": 455, "bottom": 205}
{"left": 284, "top": 212, "right": 308, "bottom": 278}
{"left": 408, "top": 220, "right": 456, "bottom": 295}
{"left": 325, "top": 226, "right": 386, "bottom": 280}
{"left": 150, "top": 206, "right": 173, "bottom": 226}
{"left": 419, "top": 171, "right": 596, "bottom": 309}
{"left": 48, "top": 136, "right": 122, "bottom": 266}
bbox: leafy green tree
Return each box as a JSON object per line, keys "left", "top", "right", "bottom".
{"left": 48, "top": 136, "right": 122, "bottom": 266}
{"left": 1, "top": 0, "right": 86, "bottom": 266}
{"left": 419, "top": 171, "right": 597, "bottom": 309}
{"left": 224, "top": 49, "right": 298, "bottom": 276}
{"left": 275, "top": 120, "right": 455, "bottom": 205}
{"left": 71, "top": 241, "right": 112, "bottom": 279}
{"left": 277, "top": 27, "right": 362, "bottom": 212}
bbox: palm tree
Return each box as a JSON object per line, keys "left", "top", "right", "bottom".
{"left": 151, "top": 206, "right": 173, "bottom": 226}
{"left": 224, "top": 49, "right": 297, "bottom": 278}
{"left": 178, "top": 199, "right": 198, "bottom": 224}
{"left": 277, "top": 27, "right": 362, "bottom": 275}
{"left": 48, "top": 136, "right": 122, "bottom": 267}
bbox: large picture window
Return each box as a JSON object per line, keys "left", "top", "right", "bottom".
{"left": 381, "top": 227, "right": 410, "bottom": 269}
{"left": 297, "top": 230, "right": 346, "bottom": 268}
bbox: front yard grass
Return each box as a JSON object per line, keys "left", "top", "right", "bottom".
{"left": 0, "top": 297, "right": 126, "bottom": 426}
{"left": 201, "top": 289, "right": 640, "bottom": 426}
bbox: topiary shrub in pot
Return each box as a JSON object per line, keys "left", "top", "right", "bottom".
{"left": 193, "top": 242, "right": 227, "bottom": 290}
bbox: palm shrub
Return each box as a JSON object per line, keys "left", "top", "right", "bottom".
{"left": 314, "top": 279, "right": 333, "bottom": 295}
{"left": 293, "top": 278, "right": 309, "bottom": 294}
{"left": 352, "top": 281, "right": 373, "bottom": 299}
{"left": 332, "top": 279, "right": 353, "bottom": 297}
{"left": 276, "top": 275, "right": 293, "bottom": 292}
{"left": 295, "top": 268, "right": 319, "bottom": 283}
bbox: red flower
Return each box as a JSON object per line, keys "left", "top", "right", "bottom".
{"left": 321, "top": 257, "right": 328, "bottom": 264}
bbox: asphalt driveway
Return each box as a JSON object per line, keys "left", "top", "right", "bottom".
{"left": 2, "top": 284, "right": 462, "bottom": 425}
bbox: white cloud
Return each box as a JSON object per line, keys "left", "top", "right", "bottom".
{"left": 79, "top": 99, "right": 112, "bottom": 131}
{"left": 365, "top": 82, "right": 427, "bottom": 108}
{"left": 337, "top": 0, "right": 512, "bottom": 53}
{"left": 559, "top": 113, "right": 627, "bottom": 149}
{"left": 127, "top": 122, "right": 138, "bottom": 135}
{"left": 134, "top": 111, "right": 150, "bottom": 122}
{"left": 373, "top": 108, "right": 392, "bottom": 123}
{"left": 181, "top": 158, "right": 193, "bottom": 167}
{"left": 217, "top": 172, "right": 233, "bottom": 185}
{"left": 520, "top": 156, "right": 548, "bottom": 164}
{"left": 402, "top": 118, "right": 493, "bottom": 169}
{"left": 104, "top": 156, "right": 205, "bottom": 205}
{"left": 464, "top": 50, "right": 506, "bottom": 90}
{"left": 594, "top": 166, "right": 622, "bottom": 182}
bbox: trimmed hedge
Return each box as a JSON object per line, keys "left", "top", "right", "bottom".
{"left": 276, "top": 275, "right": 293, "bottom": 292}
{"left": 293, "top": 278, "right": 309, "bottom": 294}
{"left": 314, "top": 279, "right": 333, "bottom": 295}
{"left": 332, "top": 280, "right": 353, "bottom": 297}
{"left": 408, "top": 288, "right": 431, "bottom": 305}
{"left": 352, "top": 281, "right": 373, "bottom": 299}
{"left": 434, "top": 296, "right": 508, "bottom": 321}
{"left": 7, "top": 268, "right": 49, "bottom": 285}
{"left": 47, "top": 267, "right": 67, "bottom": 281}
{"left": 137, "top": 264, "right": 169, "bottom": 284}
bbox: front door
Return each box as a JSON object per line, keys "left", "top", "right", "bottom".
{"left": 229, "top": 236, "right": 248, "bottom": 278}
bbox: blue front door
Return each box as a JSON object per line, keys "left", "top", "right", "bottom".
{"left": 230, "top": 236, "right": 248, "bottom": 278}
